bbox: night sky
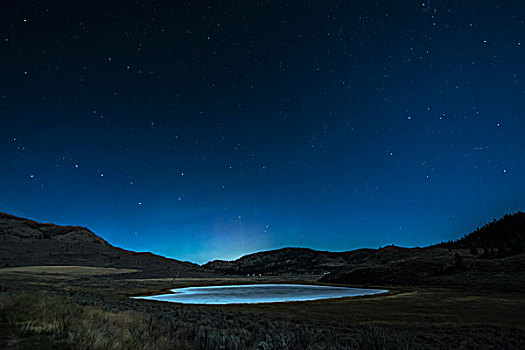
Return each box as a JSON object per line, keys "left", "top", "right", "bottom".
{"left": 1, "top": 1, "right": 524, "bottom": 263}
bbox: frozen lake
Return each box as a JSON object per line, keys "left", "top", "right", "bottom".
{"left": 134, "top": 284, "right": 388, "bottom": 304}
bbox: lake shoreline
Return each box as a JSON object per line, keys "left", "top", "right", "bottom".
{"left": 2, "top": 271, "right": 525, "bottom": 349}
{"left": 133, "top": 283, "right": 389, "bottom": 305}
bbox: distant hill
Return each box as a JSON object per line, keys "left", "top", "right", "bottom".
{"left": 432, "top": 212, "right": 525, "bottom": 254}
{"left": 204, "top": 247, "right": 376, "bottom": 275}
{"left": 207, "top": 212, "right": 525, "bottom": 291}
{"left": 0, "top": 212, "right": 214, "bottom": 278}
{"left": 2, "top": 210, "right": 524, "bottom": 290}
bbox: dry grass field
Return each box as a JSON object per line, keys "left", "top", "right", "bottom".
{"left": 0, "top": 266, "right": 138, "bottom": 277}
{"left": 1, "top": 269, "right": 524, "bottom": 349}
{"left": 1, "top": 212, "right": 524, "bottom": 348}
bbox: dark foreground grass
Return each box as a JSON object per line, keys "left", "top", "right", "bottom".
{"left": 1, "top": 292, "right": 191, "bottom": 349}
{"left": 1, "top": 288, "right": 524, "bottom": 350}
{"left": 0, "top": 291, "right": 413, "bottom": 350}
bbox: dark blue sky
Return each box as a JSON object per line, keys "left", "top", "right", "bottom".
{"left": 1, "top": 1, "right": 524, "bottom": 263}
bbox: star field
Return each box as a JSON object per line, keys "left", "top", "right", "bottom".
{"left": 1, "top": 1, "right": 524, "bottom": 263}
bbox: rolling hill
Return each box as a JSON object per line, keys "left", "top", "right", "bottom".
{"left": 433, "top": 211, "right": 525, "bottom": 253}
{"left": 2, "top": 210, "right": 524, "bottom": 290}
{"left": 207, "top": 212, "right": 525, "bottom": 290}
{"left": 0, "top": 212, "right": 213, "bottom": 278}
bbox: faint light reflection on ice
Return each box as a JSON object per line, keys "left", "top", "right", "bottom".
{"left": 133, "top": 284, "right": 388, "bottom": 305}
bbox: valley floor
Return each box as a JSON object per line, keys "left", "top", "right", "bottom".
{"left": 1, "top": 267, "right": 524, "bottom": 349}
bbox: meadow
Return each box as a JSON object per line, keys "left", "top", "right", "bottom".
{"left": 1, "top": 268, "right": 524, "bottom": 349}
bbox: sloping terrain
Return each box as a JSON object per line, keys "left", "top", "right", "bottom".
{"left": 2, "top": 210, "right": 524, "bottom": 289}
{"left": 323, "top": 213, "right": 525, "bottom": 290}
{"left": 0, "top": 212, "right": 214, "bottom": 278}
{"left": 207, "top": 212, "right": 525, "bottom": 291}
{"left": 0, "top": 211, "right": 524, "bottom": 349}
{"left": 204, "top": 247, "right": 376, "bottom": 275}
{"left": 320, "top": 246, "right": 525, "bottom": 291}
{"left": 433, "top": 212, "right": 525, "bottom": 253}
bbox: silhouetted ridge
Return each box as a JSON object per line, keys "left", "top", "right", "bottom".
{"left": 204, "top": 247, "right": 376, "bottom": 275}
{"left": 0, "top": 211, "right": 216, "bottom": 278}
{"left": 202, "top": 212, "right": 525, "bottom": 291}
{"left": 433, "top": 212, "right": 525, "bottom": 254}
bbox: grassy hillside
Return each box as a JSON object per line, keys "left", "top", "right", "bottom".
{"left": 0, "top": 212, "right": 214, "bottom": 278}
{"left": 1, "top": 211, "right": 524, "bottom": 348}
{"left": 433, "top": 212, "right": 525, "bottom": 255}
{"left": 205, "top": 213, "right": 525, "bottom": 291}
